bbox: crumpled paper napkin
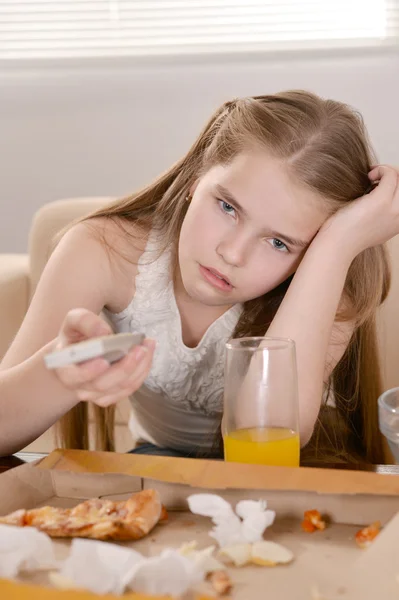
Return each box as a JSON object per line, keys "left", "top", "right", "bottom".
{"left": 0, "top": 524, "right": 57, "bottom": 578}
{"left": 50, "top": 537, "right": 204, "bottom": 596}
{"left": 187, "top": 493, "right": 276, "bottom": 546}
{"left": 54, "top": 538, "right": 143, "bottom": 595}
{"left": 126, "top": 548, "right": 204, "bottom": 596}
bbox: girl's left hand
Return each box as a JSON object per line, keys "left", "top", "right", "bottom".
{"left": 320, "top": 165, "right": 399, "bottom": 259}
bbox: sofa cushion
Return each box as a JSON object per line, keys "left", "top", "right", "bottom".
{"left": 0, "top": 254, "right": 29, "bottom": 358}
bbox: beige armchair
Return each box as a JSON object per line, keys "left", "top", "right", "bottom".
{"left": 1, "top": 197, "right": 399, "bottom": 453}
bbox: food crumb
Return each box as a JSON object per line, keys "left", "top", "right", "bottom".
{"left": 355, "top": 521, "right": 381, "bottom": 548}
{"left": 209, "top": 570, "right": 232, "bottom": 595}
{"left": 301, "top": 510, "right": 326, "bottom": 533}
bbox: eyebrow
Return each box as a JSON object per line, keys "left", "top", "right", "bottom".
{"left": 215, "top": 184, "right": 311, "bottom": 249}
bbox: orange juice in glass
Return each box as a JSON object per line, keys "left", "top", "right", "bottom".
{"left": 223, "top": 337, "right": 300, "bottom": 467}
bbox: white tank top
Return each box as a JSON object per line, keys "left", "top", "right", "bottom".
{"left": 103, "top": 230, "right": 242, "bottom": 453}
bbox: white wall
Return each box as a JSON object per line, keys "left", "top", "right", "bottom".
{"left": 1, "top": 50, "right": 399, "bottom": 253}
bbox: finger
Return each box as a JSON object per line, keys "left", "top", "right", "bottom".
{"left": 70, "top": 339, "right": 155, "bottom": 394}
{"left": 56, "top": 357, "right": 111, "bottom": 388}
{"left": 75, "top": 387, "right": 130, "bottom": 402}
{"left": 60, "top": 308, "right": 112, "bottom": 345}
{"left": 116, "top": 339, "right": 155, "bottom": 390}
{"left": 368, "top": 165, "right": 398, "bottom": 184}
{"left": 76, "top": 388, "right": 104, "bottom": 402}
{"left": 88, "top": 344, "right": 150, "bottom": 392}
{"left": 117, "top": 349, "right": 154, "bottom": 390}
{"left": 368, "top": 166, "right": 398, "bottom": 198}
{"left": 124, "top": 360, "right": 153, "bottom": 394}
{"left": 93, "top": 389, "right": 134, "bottom": 408}
{"left": 143, "top": 338, "right": 156, "bottom": 352}
{"left": 370, "top": 163, "right": 399, "bottom": 174}
{"left": 75, "top": 347, "right": 154, "bottom": 400}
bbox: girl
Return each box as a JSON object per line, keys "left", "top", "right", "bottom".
{"left": 1, "top": 90, "right": 398, "bottom": 463}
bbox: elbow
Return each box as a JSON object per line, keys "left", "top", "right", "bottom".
{"left": 298, "top": 397, "right": 320, "bottom": 449}
{"left": 0, "top": 438, "right": 25, "bottom": 458}
{"left": 299, "top": 416, "right": 317, "bottom": 449}
{"left": 300, "top": 427, "right": 314, "bottom": 449}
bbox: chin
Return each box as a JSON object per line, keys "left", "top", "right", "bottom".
{"left": 185, "top": 284, "right": 217, "bottom": 305}
{"left": 189, "top": 281, "right": 237, "bottom": 307}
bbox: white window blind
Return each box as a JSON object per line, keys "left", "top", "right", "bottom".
{"left": 1, "top": 0, "right": 399, "bottom": 60}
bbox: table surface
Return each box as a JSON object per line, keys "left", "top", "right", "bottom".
{"left": 1, "top": 452, "right": 399, "bottom": 474}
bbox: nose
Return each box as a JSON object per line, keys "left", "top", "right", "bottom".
{"left": 216, "top": 231, "right": 251, "bottom": 267}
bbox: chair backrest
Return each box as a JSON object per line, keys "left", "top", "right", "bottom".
{"left": 28, "top": 197, "right": 113, "bottom": 297}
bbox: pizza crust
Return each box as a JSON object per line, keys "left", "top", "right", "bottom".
{"left": 0, "top": 489, "right": 164, "bottom": 541}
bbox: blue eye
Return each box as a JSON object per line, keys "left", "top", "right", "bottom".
{"left": 218, "top": 200, "right": 236, "bottom": 217}
{"left": 270, "top": 238, "right": 288, "bottom": 252}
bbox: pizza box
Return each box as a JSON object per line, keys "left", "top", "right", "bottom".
{"left": 0, "top": 448, "right": 398, "bottom": 599}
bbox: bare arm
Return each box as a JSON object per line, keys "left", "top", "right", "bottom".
{"left": 0, "top": 340, "right": 79, "bottom": 455}
{"left": 231, "top": 234, "right": 354, "bottom": 445}
{"left": 266, "top": 230, "right": 354, "bottom": 445}
{"left": 267, "top": 166, "right": 399, "bottom": 445}
{"left": 0, "top": 220, "right": 145, "bottom": 454}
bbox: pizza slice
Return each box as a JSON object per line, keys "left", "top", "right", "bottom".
{"left": 0, "top": 489, "right": 165, "bottom": 541}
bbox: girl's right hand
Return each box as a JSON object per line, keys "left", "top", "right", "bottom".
{"left": 51, "top": 308, "right": 155, "bottom": 407}
{"left": 320, "top": 165, "right": 399, "bottom": 259}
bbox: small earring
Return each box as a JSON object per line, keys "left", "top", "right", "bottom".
{"left": 185, "top": 193, "right": 192, "bottom": 202}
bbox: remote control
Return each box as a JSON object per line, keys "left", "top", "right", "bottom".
{"left": 44, "top": 332, "right": 145, "bottom": 369}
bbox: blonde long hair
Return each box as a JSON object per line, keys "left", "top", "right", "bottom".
{"left": 59, "top": 91, "right": 390, "bottom": 464}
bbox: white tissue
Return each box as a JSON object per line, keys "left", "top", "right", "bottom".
{"left": 0, "top": 524, "right": 57, "bottom": 578}
{"left": 57, "top": 538, "right": 142, "bottom": 595}
{"left": 236, "top": 500, "right": 276, "bottom": 543}
{"left": 178, "top": 541, "right": 225, "bottom": 573}
{"left": 0, "top": 522, "right": 206, "bottom": 596}
{"left": 127, "top": 548, "right": 203, "bottom": 596}
{"left": 186, "top": 494, "right": 237, "bottom": 521}
{"left": 55, "top": 538, "right": 204, "bottom": 596}
{"left": 187, "top": 494, "right": 276, "bottom": 547}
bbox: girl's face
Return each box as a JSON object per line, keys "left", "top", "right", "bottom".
{"left": 178, "top": 151, "right": 330, "bottom": 309}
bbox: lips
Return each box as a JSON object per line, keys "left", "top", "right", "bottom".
{"left": 199, "top": 265, "right": 233, "bottom": 292}
{"left": 206, "top": 267, "right": 231, "bottom": 285}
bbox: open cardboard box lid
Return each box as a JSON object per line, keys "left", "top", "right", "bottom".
{"left": 0, "top": 449, "right": 398, "bottom": 599}
{"left": 34, "top": 448, "right": 399, "bottom": 524}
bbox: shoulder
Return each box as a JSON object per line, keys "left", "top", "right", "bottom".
{"left": 41, "top": 216, "right": 150, "bottom": 311}
{"left": 63, "top": 217, "right": 151, "bottom": 312}
{"left": 77, "top": 216, "right": 149, "bottom": 265}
